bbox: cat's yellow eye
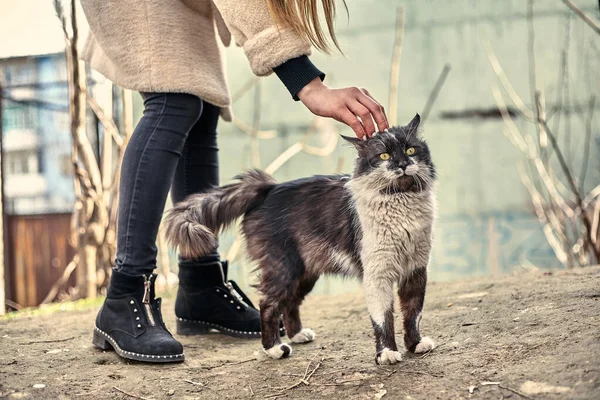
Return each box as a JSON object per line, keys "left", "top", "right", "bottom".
{"left": 406, "top": 147, "right": 416, "bottom": 156}
{"left": 379, "top": 153, "right": 391, "bottom": 161}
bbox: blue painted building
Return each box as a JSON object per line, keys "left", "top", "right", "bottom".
{"left": 1, "top": 53, "right": 76, "bottom": 215}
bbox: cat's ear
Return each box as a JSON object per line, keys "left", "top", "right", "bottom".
{"left": 341, "top": 135, "right": 367, "bottom": 151}
{"left": 406, "top": 113, "right": 421, "bottom": 133}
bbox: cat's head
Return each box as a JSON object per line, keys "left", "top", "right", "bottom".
{"left": 342, "top": 114, "right": 436, "bottom": 193}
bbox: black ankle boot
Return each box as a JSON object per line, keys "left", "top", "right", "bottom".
{"left": 175, "top": 259, "right": 285, "bottom": 338}
{"left": 92, "top": 269, "right": 184, "bottom": 362}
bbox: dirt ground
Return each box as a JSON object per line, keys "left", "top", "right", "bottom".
{"left": 1, "top": 266, "right": 599, "bottom": 400}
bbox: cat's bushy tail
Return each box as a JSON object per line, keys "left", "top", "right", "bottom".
{"left": 163, "top": 169, "right": 276, "bottom": 259}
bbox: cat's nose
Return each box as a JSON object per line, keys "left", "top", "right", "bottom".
{"left": 397, "top": 161, "right": 410, "bottom": 170}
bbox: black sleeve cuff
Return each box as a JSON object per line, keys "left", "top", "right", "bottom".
{"left": 273, "top": 55, "right": 325, "bottom": 101}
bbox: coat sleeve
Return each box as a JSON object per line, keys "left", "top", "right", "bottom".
{"left": 211, "top": 0, "right": 312, "bottom": 76}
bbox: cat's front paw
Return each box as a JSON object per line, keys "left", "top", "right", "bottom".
{"left": 291, "top": 328, "right": 316, "bottom": 344}
{"left": 376, "top": 348, "right": 403, "bottom": 365}
{"left": 414, "top": 337, "right": 436, "bottom": 354}
{"left": 263, "top": 343, "right": 293, "bottom": 359}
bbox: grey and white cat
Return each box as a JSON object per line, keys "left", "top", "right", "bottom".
{"left": 164, "top": 114, "right": 437, "bottom": 364}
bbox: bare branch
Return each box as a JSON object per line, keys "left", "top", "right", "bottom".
{"left": 518, "top": 163, "right": 569, "bottom": 265}
{"left": 301, "top": 121, "right": 339, "bottom": 156}
{"left": 549, "top": 16, "right": 571, "bottom": 157}
{"left": 562, "top": 0, "right": 600, "bottom": 35}
{"left": 157, "top": 231, "right": 172, "bottom": 282}
{"left": 482, "top": 38, "right": 535, "bottom": 120}
{"left": 264, "top": 143, "right": 304, "bottom": 175}
{"left": 592, "top": 199, "right": 600, "bottom": 247}
{"left": 527, "top": 0, "right": 542, "bottom": 148}
{"left": 335, "top": 156, "right": 345, "bottom": 174}
{"left": 87, "top": 95, "right": 124, "bottom": 148}
{"left": 492, "top": 84, "right": 576, "bottom": 267}
{"left": 53, "top": 0, "right": 71, "bottom": 47}
{"left": 388, "top": 7, "right": 405, "bottom": 125}
{"left": 231, "top": 76, "right": 260, "bottom": 104}
{"left": 251, "top": 82, "right": 262, "bottom": 168}
{"left": 579, "top": 96, "right": 595, "bottom": 193}
{"left": 421, "top": 63, "right": 451, "bottom": 123}
{"left": 535, "top": 93, "right": 583, "bottom": 206}
{"left": 63, "top": 0, "right": 103, "bottom": 196}
{"left": 582, "top": 185, "right": 600, "bottom": 210}
{"left": 490, "top": 83, "right": 527, "bottom": 152}
{"left": 535, "top": 93, "right": 599, "bottom": 263}
{"left": 231, "top": 118, "right": 278, "bottom": 139}
{"left": 224, "top": 228, "right": 245, "bottom": 262}
{"left": 41, "top": 255, "right": 80, "bottom": 304}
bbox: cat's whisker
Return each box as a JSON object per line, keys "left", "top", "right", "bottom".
{"left": 415, "top": 175, "right": 422, "bottom": 192}
{"left": 417, "top": 174, "right": 430, "bottom": 191}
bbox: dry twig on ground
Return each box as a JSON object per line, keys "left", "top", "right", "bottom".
{"left": 112, "top": 386, "right": 151, "bottom": 400}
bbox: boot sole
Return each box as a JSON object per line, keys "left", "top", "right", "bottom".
{"left": 92, "top": 327, "right": 185, "bottom": 363}
{"left": 176, "top": 317, "right": 285, "bottom": 339}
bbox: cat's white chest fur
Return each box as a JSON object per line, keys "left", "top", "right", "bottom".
{"left": 347, "top": 180, "right": 436, "bottom": 328}
{"left": 347, "top": 180, "right": 436, "bottom": 279}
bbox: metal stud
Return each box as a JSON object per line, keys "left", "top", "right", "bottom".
{"left": 236, "top": 306, "right": 241, "bottom": 310}
{"left": 136, "top": 317, "right": 140, "bottom": 321}
{"left": 130, "top": 300, "right": 134, "bottom": 305}
{"left": 230, "top": 300, "right": 234, "bottom": 304}
{"left": 133, "top": 308, "right": 138, "bottom": 312}
{"left": 137, "top": 324, "right": 142, "bottom": 328}
{"left": 224, "top": 294, "right": 228, "bottom": 298}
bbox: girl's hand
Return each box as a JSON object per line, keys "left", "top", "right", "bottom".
{"left": 297, "top": 77, "right": 389, "bottom": 139}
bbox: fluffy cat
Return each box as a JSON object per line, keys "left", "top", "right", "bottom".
{"left": 164, "top": 114, "right": 437, "bottom": 364}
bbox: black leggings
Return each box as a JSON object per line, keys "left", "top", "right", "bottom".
{"left": 115, "top": 93, "right": 220, "bottom": 275}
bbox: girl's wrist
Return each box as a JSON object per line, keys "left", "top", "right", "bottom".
{"left": 273, "top": 56, "right": 325, "bottom": 101}
{"left": 297, "top": 77, "right": 327, "bottom": 102}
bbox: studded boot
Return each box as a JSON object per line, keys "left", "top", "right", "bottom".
{"left": 92, "top": 269, "right": 184, "bottom": 362}
{"left": 175, "top": 258, "right": 285, "bottom": 338}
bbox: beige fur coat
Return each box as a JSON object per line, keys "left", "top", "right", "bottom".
{"left": 79, "top": 0, "right": 312, "bottom": 120}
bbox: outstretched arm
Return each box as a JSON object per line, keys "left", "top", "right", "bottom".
{"left": 212, "top": 0, "right": 389, "bottom": 138}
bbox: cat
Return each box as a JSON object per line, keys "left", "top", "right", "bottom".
{"left": 163, "top": 114, "right": 437, "bottom": 365}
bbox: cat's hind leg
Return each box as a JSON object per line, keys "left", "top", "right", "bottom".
{"left": 398, "top": 267, "right": 435, "bottom": 354}
{"left": 259, "top": 297, "right": 292, "bottom": 359}
{"left": 284, "top": 276, "right": 318, "bottom": 344}
{"left": 257, "top": 256, "right": 305, "bottom": 359}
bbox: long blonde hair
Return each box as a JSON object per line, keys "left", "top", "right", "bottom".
{"left": 266, "top": 0, "right": 347, "bottom": 53}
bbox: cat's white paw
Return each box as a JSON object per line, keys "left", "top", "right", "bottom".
{"left": 376, "top": 348, "right": 403, "bottom": 365}
{"left": 262, "top": 343, "right": 293, "bottom": 359}
{"left": 291, "top": 328, "right": 316, "bottom": 344}
{"left": 414, "top": 337, "right": 436, "bottom": 354}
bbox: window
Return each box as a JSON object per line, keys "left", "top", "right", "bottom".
{"left": 9, "top": 63, "right": 36, "bottom": 85}
{"left": 4, "top": 150, "right": 41, "bottom": 175}
{"left": 2, "top": 104, "right": 38, "bottom": 130}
